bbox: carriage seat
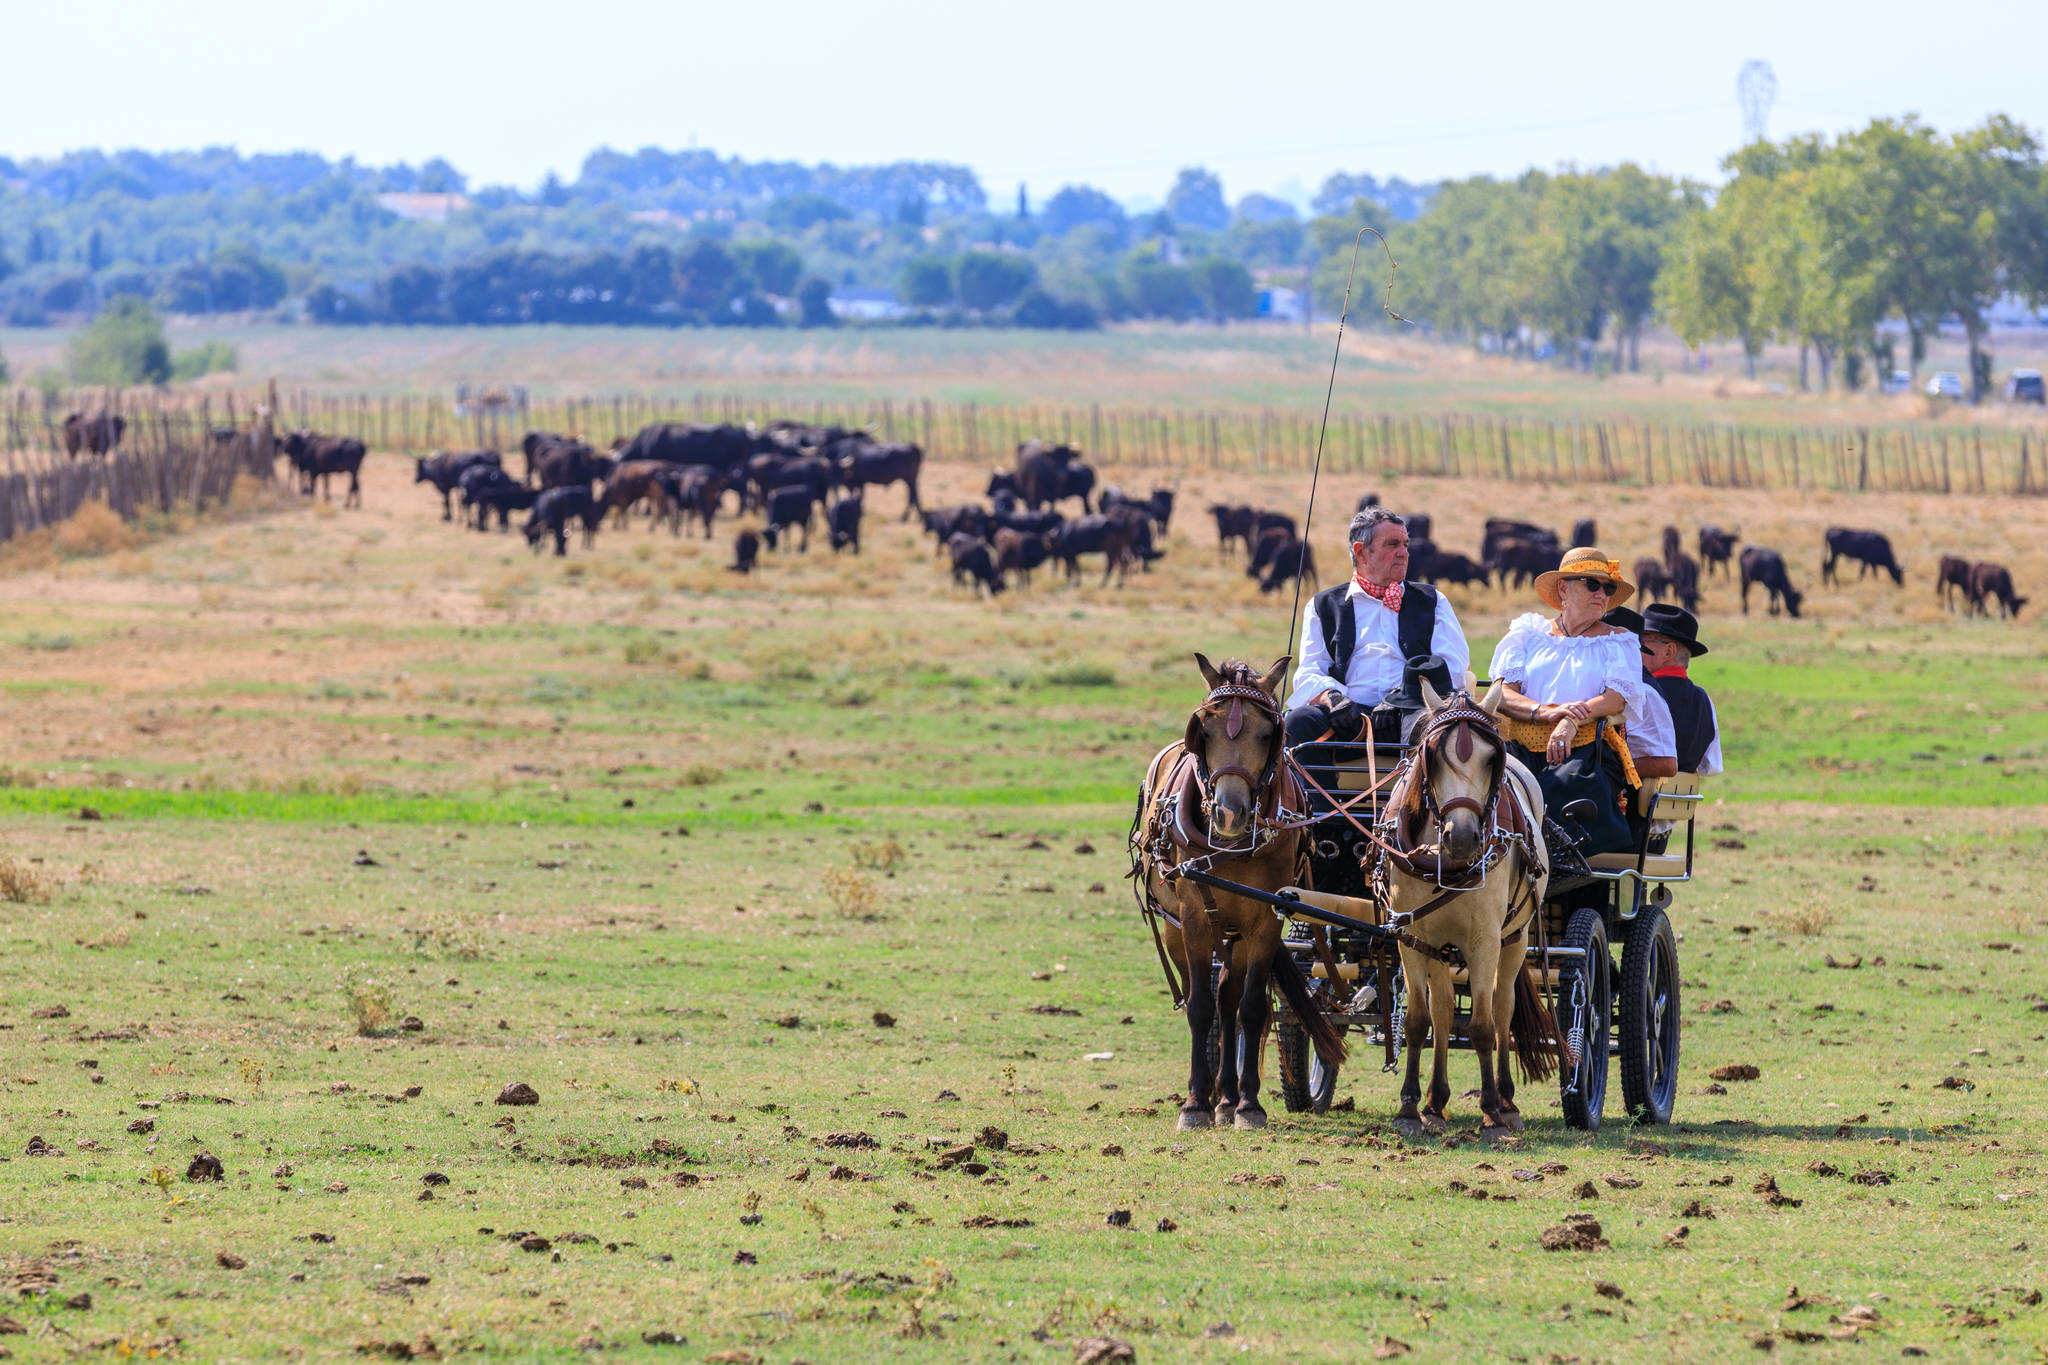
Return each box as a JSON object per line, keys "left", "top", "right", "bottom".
{"left": 1585, "top": 772, "right": 1705, "bottom": 880}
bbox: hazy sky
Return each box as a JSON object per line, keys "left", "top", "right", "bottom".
{"left": 6, "top": 1, "right": 2040, "bottom": 208}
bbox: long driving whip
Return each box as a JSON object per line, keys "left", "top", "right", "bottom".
{"left": 1284, "top": 226, "right": 1408, "bottom": 663}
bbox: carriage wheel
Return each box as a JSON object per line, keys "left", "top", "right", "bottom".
{"left": 1618, "top": 907, "right": 1681, "bottom": 1125}
{"left": 1557, "top": 907, "right": 1611, "bottom": 1133}
{"left": 1276, "top": 1010, "right": 1340, "bottom": 1114}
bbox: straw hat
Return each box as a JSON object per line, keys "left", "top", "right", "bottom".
{"left": 1535, "top": 547, "right": 1635, "bottom": 609}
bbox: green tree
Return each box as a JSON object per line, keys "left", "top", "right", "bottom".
{"left": 0, "top": 343, "right": 9, "bottom": 384}
{"left": 956, "top": 251, "right": 1037, "bottom": 311}
{"left": 676, "top": 239, "right": 739, "bottom": 314}
{"left": 1191, "top": 257, "right": 1257, "bottom": 321}
{"left": 731, "top": 239, "right": 803, "bottom": 297}
{"left": 797, "top": 276, "right": 836, "bottom": 327}
{"left": 899, "top": 255, "right": 954, "bottom": 308}
{"left": 1165, "top": 168, "right": 1229, "bottom": 232}
{"left": 1124, "top": 251, "right": 1196, "bottom": 318}
{"left": 66, "top": 296, "right": 171, "bottom": 385}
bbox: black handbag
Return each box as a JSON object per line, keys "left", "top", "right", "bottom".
{"left": 1530, "top": 723, "right": 1633, "bottom": 856}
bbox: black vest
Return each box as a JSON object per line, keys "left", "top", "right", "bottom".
{"left": 1312, "top": 582, "right": 1440, "bottom": 689}
{"left": 1650, "top": 671, "right": 1716, "bottom": 773}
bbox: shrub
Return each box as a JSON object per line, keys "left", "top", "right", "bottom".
{"left": 66, "top": 296, "right": 171, "bottom": 386}
{"left": 850, "top": 839, "right": 904, "bottom": 871}
{"left": 0, "top": 855, "right": 53, "bottom": 904}
{"left": 52, "top": 499, "right": 143, "bottom": 557}
{"left": 339, "top": 967, "right": 395, "bottom": 1036}
{"left": 170, "top": 340, "right": 238, "bottom": 381}
{"left": 823, "top": 866, "right": 881, "bottom": 919}
{"left": 1044, "top": 662, "right": 1116, "bottom": 687}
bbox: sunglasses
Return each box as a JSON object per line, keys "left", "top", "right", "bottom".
{"left": 1565, "top": 577, "right": 1617, "bottom": 595}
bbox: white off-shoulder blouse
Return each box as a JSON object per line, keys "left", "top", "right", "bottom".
{"left": 1488, "top": 613, "right": 1646, "bottom": 718}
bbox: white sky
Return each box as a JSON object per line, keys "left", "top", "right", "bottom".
{"left": 4, "top": 0, "right": 2041, "bottom": 207}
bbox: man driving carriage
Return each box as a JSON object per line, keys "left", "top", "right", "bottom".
{"left": 1283, "top": 507, "right": 1471, "bottom": 747}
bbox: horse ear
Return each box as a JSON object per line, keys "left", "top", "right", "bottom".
{"left": 1478, "top": 679, "right": 1504, "bottom": 716}
{"left": 1194, "top": 652, "right": 1223, "bottom": 691}
{"left": 1419, "top": 677, "right": 1445, "bottom": 713}
{"left": 1259, "top": 655, "right": 1291, "bottom": 699}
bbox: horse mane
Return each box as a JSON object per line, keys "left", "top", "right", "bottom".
{"left": 1211, "top": 659, "right": 1267, "bottom": 695}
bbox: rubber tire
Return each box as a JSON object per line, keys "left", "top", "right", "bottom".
{"left": 1617, "top": 906, "right": 1681, "bottom": 1125}
{"left": 1557, "top": 906, "right": 1611, "bottom": 1133}
{"left": 1276, "top": 1012, "right": 1340, "bottom": 1113}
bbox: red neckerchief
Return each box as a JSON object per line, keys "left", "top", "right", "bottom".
{"left": 1352, "top": 574, "right": 1404, "bottom": 612}
{"left": 1651, "top": 665, "right": 1689, "bottom": 679}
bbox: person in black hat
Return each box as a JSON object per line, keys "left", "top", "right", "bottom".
{"left": 1637, "top": 603, "right": 1720, "bottom": 774}
{"left": 1601, "top": 606, "right": 1679, "bottom": 780}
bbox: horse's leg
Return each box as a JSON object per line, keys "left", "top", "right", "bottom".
{"left": 1233, "top": 947, "right": 1274, "bottom": 1129}
{"left": 1395, "top": 947, "right": 1429, "bottom": 1130}
{"left": 1464, "top": 935, "right": 1509, "bottom": 1139}
{"left": 1422, "top": 959, "right": 1454, "bottom": 1133}
{"left": 1212, "top": 946, "right": 1244, "bottom": 1125}
{"left": 1178, "top": 905, "right": 1219, "bottom": 1131}
{"left": 1493, "top": 929, "right": 1526, "bottom": 1132}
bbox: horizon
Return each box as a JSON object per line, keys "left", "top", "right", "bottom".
{"left": 5, "top": 0, "right": 2043, "bottom": 213}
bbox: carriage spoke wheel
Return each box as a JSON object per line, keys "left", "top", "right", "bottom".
{"left": 1557, "top": 907, "right": 1611, "bottom": 1133}
{"left": 1618, "top": 906, "right": 1681, "bottom": 1125}
{"left": 1276, "top": 1006, "right": 1341, "bottom": 1113}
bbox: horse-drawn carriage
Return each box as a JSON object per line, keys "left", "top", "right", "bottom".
{"left": 1134, "top": 656, "right": 1702, "bottom": 1135}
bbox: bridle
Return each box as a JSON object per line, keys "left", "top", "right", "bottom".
{"left": 1186, "top": 680, "right": 1284, "bottom": 819}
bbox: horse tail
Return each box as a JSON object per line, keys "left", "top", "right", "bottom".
{"left": 1510, "top": 963, "right": 1561, "bottom": 1084}
{"left": 1272, "top": 944, "right": 1347, "bottom": 1068}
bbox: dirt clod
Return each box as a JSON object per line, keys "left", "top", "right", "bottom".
{"left": 216, "top": 1251, "right": 246, "bottom": 1269}
{"left": 1710, "top": 1064, "right": 1761, "bottom": 1082}
{"left": 1538, "top": 1214, "right": 1608, "bottom": 1251}
{"left": 495, "top": 1082, "right": 540, "bottom": 1106}
{"left": 1072, "top": 1337, "right": 1135, "bottom": 1364}
{"left": 186, "top": 1153, "right": 224, "bottom": 1181}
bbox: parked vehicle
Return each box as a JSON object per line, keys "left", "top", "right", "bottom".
{"left": 1880, "top": 369, "right": 1912, "bottom": 395}
{"left": 1925, "top": 371, "right": 1964, "bottom": 400}
{"left": 2006, "top": 368, "right": 2045, "bottom": 404}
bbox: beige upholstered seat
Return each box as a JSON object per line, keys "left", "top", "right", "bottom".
{"left": 1586, "top": 773, "right": 1705, "bottom": 878}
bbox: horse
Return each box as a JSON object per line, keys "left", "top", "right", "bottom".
{"left": 1132, "top": 654, "right": 1346, "bottom": 1131}
{"left": 1370, "top": 680, "right": 1558, "bottom": 1141}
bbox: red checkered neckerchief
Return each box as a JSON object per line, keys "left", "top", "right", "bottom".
{"left": 1352, "top": 574, "right": 1404, "bottom": 613}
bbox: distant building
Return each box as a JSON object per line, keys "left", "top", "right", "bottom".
{"left": 377, "top": 193, "right": 472, "bottom": 222}
{"left": 827, "top": 288, "right": 908, "bottom": 321}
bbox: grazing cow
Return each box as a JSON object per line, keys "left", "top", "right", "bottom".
{"left": 923, "top": 505, "right": 989, "bottom": 548}
{"left": 1422, "top": 549, "right": 1489, "bottom": 589}
{"left": 613, "top": 422, "right": 765, "bottom": 474}
{"left": 1491, "top": 538, "right": 1558, "bottom": 591}
{"left": 521, "top": 430, "right": 572, "bottom": 483}
{"left": 1247, "top": 525, "right": 1292, "bottom": 582}
{"left": 1100, "top": 485, "right": 1176, "bottom": 533}
{"left": 839, "top": 441, "right": 924, "bottom": 520}
{"left": 1573, "top": 518, "right": 1598, "bottom": 549}
{"left": 1208, "top": 504, "right": 1256, "bottom": 558}
{"left": 416, "top": 450, "right": 499, "bottom": 521}
{"left": 282, "top": 431, "right": 367, "bottom": 507}
{"left": 765, "top": 420, "right": 866, "bottom": 454}
{"left": 1698, "top": 525, "right": 1740, "bottom": 579}
{"left": 730, "top": 530, "right": 760, "bottom": 574}
{"left": 1668, "top": 550, "right": 1702, "bottom": 613}
{"left": 461, "top": 465, "right": 535, "bottom": 530}
{"left": 948, "top": 534, "right": 1005, "bottom": 596}
{"left": 1253, "top": 509, "right": 1298, "bottom": 543}
{"left": 992, "top": 528, "right": 1053, "bottom": 587}
{"left": 987, "top": 470, "right": 1023, "bottom": 500}
{"left": 599, "top": 460, "right": 679, "bottom": 529}
{"left": 1481, "top": 519, "right": 1558, "bottom": 566}
{"left": 63, "top": 411, "right": 126, "bottom": 458}
{"left": 1257, "top": 537, "right": 1317, "bottom": 594}
{"left": 533, "top": 438, "right": 611, "bottom": 490}
{"left": 1967, "top": 562, "right": 2027, "bottom": 619}
{"left": 1357, "top": 492, "right": 1381, "bottom": 512}
{"left": 745, "top": 453, "right": 834, "bottom": 510}
{"left": 1823, "top": 527, "right": 1904, "bottom": 586}
{"left": 1015, "top": 441, "right": 1094, "bottom": 512}
{"left": 828, "top": 492, "right": 863, "bottom": 554}
{"left": 1402, "top": 512, "right": 1433, "bottom": 547}
{"left": 524, "top": 486, "right": 602, "bottom": 556}
{"left": 1659, "top": 525, "right": 1681, "bottom": 569}
{"left": 1050, "top": 514, "right": 1135, "bottom": 586}
{"left": 1937, "top": 554, "right": 1974, "bottom": 612}
{"left": 1634, "top": 557, "right": 1674, "bottom": 605}
{"left": 762, "top": 484, "right": 819, "bottom": 552}
{"left": 1739, "top": 546, "right": 1804, "bottom": 617}
{"left": 658, "top": 465, "right": 726, "bottom": 538}
{"left": 990, "top": 501, "right": 1063, "bottom": 536}
{"left": 1105, "top": 504, "right": 1164, "bottom": 571}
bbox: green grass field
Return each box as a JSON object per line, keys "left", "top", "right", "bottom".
{"left": 0, "top": 453, "right": 2044, "bottom": 1361}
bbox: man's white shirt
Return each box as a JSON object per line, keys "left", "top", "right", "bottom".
{"left": 1288, "top": 583, "right": 1471, "bottom": 710}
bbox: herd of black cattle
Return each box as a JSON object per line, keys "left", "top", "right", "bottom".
{"left": 313, "top": 415, "right": 2021, "bottom": 620}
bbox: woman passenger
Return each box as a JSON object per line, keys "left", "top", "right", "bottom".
{"left": 1486, "top": 548, "right": 1647, "bottom": 854}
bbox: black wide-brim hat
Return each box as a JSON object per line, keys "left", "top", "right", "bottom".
{"left": 1601, "top": 606, "right": 1646, "bottom": 635}
{"left": 1383, "top": 653, "right": 1454, "bottom": 709}
{"left": 1640, "top": 603, "right": 1709, "bottom": 656}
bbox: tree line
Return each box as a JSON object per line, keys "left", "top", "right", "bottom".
{"left": 1340, "top": 115, "right": 2048, "bottom": 399}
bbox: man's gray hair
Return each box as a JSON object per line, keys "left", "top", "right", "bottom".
{"left": 1347, "top": 506, "right": 1406, "bottom": 547}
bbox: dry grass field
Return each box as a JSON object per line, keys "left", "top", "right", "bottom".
{"left": 0, "top": 450, "right": 2044, "bottom": 1362}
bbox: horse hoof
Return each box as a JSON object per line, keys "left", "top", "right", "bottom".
{"left": 1391, "top": 1117, "right": 1427, "bottom": 1139}
{"left": 1420, "top": 1114, "right": 1448, "bottom": 1135}
{"left": 1482, "top": 1123, "right": 1516, "bottom": 1145}
{"left": 1501, "top": 1110, "right": 1527, "bottom": 1134}
{"left": 1214, "top": 1102, "right": 1235, "bottom": 1125}
{"left": 1176, "top": 1110, "right": 1213, "bottom": 1131}
{"left": 1234, "top": 1108, "right": 1268, "bottom": 1131}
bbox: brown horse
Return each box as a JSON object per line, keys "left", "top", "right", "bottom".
{"left": 1133, "top": 654, "right": 1346, "bottom": 1130}
{"left": 1375, "top": 680, "right": 1558, "bottom": 1141}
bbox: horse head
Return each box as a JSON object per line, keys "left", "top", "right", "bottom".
{"left": 1187, "top": 652, "right": 1289, "bottom": 841}
{"left": 1418, "top": 678, "right": 1506, "bottom": 866}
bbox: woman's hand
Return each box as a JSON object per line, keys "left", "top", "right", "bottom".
{"left": 1559, "top": 699, "right": 1595, "bottom": 725}
{"left": 1546, "top": 717, "right": 1577, "bottom": 763}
